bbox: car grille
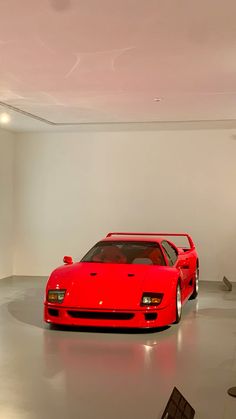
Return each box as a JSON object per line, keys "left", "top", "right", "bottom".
{"left": 67, "top": 311, "right": 134, "bottom": 320}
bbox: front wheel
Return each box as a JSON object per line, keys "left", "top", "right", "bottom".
{"left": 174, "top": 282, "right": 182, "bottom": 324}
{"left": 190, "top": 266, "right": 199, "bottom": 300}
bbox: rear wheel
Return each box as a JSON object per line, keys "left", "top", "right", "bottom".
{"left": 190, "top": 265, "right": 199, "bottom": 300}
{"left": 174, "top": 282, "right": 182, "bottom": 324}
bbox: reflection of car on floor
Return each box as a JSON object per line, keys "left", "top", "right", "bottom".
{"left": 44, "top": 232, "right": 199, "bottom": 329}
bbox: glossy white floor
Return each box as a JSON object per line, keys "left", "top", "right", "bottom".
{"left": 0, "top": 277, "right": 235, "bottom": 419}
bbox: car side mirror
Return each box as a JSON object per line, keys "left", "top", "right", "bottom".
{"left": 63, "top": 255, "right": 73, "bottom": 265}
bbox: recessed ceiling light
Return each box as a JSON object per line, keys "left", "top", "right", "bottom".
{"left": 0, "top": 112, "right": 11, "bottom": 124}
{"left": 153, "top": 97, "right": 162, "bottom": 102}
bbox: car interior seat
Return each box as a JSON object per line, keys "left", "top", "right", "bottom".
{"left": 92, "top": 246, "right": 127, "bottom": 263}
{"left": 137, "top": 247, "right": 165, "bottom": 265}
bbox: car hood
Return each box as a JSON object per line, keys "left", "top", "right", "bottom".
{"left": 46, "top": 262, "right": 177, "bottom": 309}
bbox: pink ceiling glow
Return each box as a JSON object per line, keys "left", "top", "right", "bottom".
{"left": 1, "top": 0, "right": 236, "bottom": 129}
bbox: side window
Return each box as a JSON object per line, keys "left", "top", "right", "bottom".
{"left": 161, "top": 241, "right": 178, "bottom": 266}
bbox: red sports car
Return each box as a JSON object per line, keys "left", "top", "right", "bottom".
{"left": 44, "top": 232, "right": 199, "bottom": 328}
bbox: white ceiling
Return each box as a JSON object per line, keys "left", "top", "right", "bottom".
{"left": 1, "top": 0, "right": 236, "bottom": 131}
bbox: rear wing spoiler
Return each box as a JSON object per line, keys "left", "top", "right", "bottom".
{"left": 106, "top": 232, "right": 195, "bottom": 250}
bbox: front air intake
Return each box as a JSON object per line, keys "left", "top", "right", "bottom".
{"left": 67, "top": 311, "right": 134, "bottom": 320}
{"left": 145, "top": 312, "right": 157, "bottom": 321}
{"left": 48, "top": 308, "right": 59, "bottom": 317}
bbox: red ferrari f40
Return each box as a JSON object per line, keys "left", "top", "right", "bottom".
{"left": 44, "top": 232, "right": 199, "bottom": 329}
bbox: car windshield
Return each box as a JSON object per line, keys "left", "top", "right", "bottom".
{"left": 81, "top": 241, "right": 166, "bottom": 265}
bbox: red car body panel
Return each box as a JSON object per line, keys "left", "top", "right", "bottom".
{"left": 44, "top": 232, "right": 198, "bottom": 329}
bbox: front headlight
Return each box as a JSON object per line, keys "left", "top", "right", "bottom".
{"left": 141, "top": 293, "right": 163, "bottom": 306}
{"left": 47, "top": 289, "right": 66, "bottom": 304}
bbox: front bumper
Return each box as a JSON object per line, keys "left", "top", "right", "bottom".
{"left": 44, "top": 303, "right": 176, "bottom": 328}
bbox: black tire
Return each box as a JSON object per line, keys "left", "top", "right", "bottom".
{"left": 189, "top": 264, "right": 199, "bottom": 300}
{"left": 174, "top": 281, "right": 182, "bottom": 324}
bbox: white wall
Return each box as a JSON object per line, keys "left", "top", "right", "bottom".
{"left": 0, "top": 128, "right": 14, "bottom": 279}
{"left": 14, "top": 129, "right": 236, "bottom": 281}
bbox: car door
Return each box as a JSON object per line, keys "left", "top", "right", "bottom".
{"left": 184, "top": 250, "right": 196, "bottom": 280}
{"left": 161, "top": 240, "right": 188, "bottom": 297}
